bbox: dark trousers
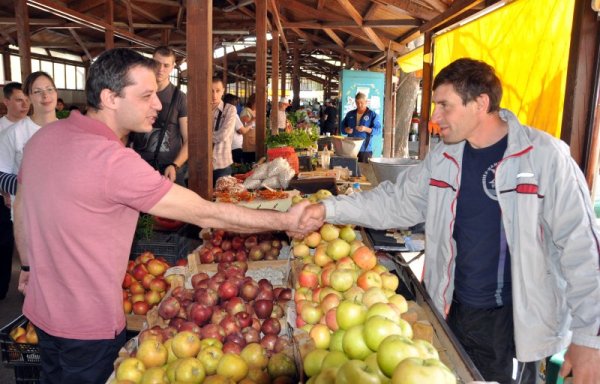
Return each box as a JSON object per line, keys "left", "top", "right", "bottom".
{"left": 357, "top": 151, "right": 372, "bottom": 163}
{"left": 0, "top": 203, "right": 13, "bottom": 299}
{"left": 232, "top": 148, "right": 244, "bottom": 164}
{"left": 242, "top": 152, "right": 256, "bottom": 164}
{"left": 447, "top": 300, "right": 516, "bottom": 384}
{"left": 37, "top": 326, "right": 126, "bottom": 384}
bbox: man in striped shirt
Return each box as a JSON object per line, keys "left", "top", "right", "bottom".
{"left": 211, "top": 77, "right": 236, "bottom": 185}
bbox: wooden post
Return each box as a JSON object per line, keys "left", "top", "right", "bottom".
{"left": 418, "top": 32, "right": 432, "bottom": 159}
{"left": 292, "top": 43, "right": 300, "bottom": 109}
{"left": 2, "top": 48, "right": 11, "bottom": 81}
{"left": 383, "top": 48, "right": 394, "bottom": 158}
{"left": 235, "top": 80, "right": 239, "bottom": 97}
{"left": 105, "top": 0, "right": 114, "bottom": 49}
{"left": 270, "top": 31, "right": 280, "bottom": 135}
{"left": 280, "top": 47, "right": 287, "bottom": 96}
{"left": 15, "top": 0, "right": 31, "bottom": 80}
{"left": 187, "top": 0, "right": 213, "bottom": 198}
{"left": 255, "top": 0, "right": 268, "bottom": 160}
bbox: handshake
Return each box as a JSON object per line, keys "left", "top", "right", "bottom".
{"left": 286, "top": 200, "right": 328, "bottom": 239}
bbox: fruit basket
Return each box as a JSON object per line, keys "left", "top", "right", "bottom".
{"left": 0, "top": 315, "right": 40, "bottom": 366}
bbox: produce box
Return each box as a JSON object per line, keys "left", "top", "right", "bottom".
{"left": 130, "top": 224, "right": 201, "bottom": 266}
{"left": 0, "top": 314, "right": 40, "bottom": 366}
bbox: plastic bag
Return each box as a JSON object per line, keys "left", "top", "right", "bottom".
{"left": 243, "top": 177, "right": 262, "bottom": 190}
{"left": 267, "top": 157, "right": 290, "bottom": 177}
{"left": 261, "top": 176, "right": 281, "bottom": 189}
{"left": 278, "top": 167, "right": 296, "bottom": 189}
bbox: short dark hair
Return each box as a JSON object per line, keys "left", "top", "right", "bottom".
{"left": 212, "top": 77, "right": 224, "bottom": 86}
{"left": 355, "top": 92, "right": 366, "bottom": 101}
{"left": 3, "top": 82, "right": 22, "bottom": 99}
{"left": 23, "top": 72, "right": 55, "bottom": 97}
{"left": 223, "top": 93, "right": 239, "bottom": 106}
{"left": 57, "top": 98, "right": 64, "bottom": 104}
{"left": 245, "top": 93, "right": 256, "bottom": 109}
{"left": 433, "top": 58, "right": 503, "bottom": 113}
{"left": 153, "top": 46, "right": 176, "bottom": 59}
{"left": 86, "top": 48, "right": 157, "bottom": 111}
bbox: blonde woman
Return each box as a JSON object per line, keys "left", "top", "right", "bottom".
{"left": 239, "top": 93, "right": 256, "bottom": 163}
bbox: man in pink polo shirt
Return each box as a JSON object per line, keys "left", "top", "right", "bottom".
{"left": 14, "top": 48, "right": 316, "bottom": 384}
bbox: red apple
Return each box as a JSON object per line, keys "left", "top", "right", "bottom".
{"left": 132, "top": 263, "right": 149, "bottom": 281}
{"left": 240, "top": 280, "right": 259, "bottom": 301}
{"left": 235, "top": 311, "right": 253, "bottom": 329}
{"left": 242, "top": 327, "right": 260, "bottom": 344}
{"left": 146, "top": 258, "right": 168, "bottom": 276}
{"left": 195, "top": 288, "right": 219, "bottom": 307}
{"left": 244, "top": 236, "right": 258, "bottom": 250}
{"left": 217, "top": 280, "right": 239, "bottom": 300}
{"left": 200, "top": 323, "right": 225, "bottom": 342}
{"left": 254, "top": 300, "right": 274, "bottom": 319}
{"left": 261, "top": 318, "right": 281, "bottom": 335}
{"left": 122, "top": 273, "right": 133, "bottom": 289}
{"left": 187, "top": 303, "right": 213, "bottom": 326}
{"left": 149, "top": 277, "right": 168, "bottom": 293}
{"left": 132, "top": 301, "right": 150, "bottom": 315}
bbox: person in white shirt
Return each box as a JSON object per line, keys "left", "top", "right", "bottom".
{"left": 0, "top": 82, "right": 29, "bottom": 131}
{"left": 0, "top": 72, "right": 58, "bottom": 201}
{"left": 212, "top": 77, "right": 236, "bottom": 184}
{"left": 224, "top": 93, "right": 244, "bottom": 164}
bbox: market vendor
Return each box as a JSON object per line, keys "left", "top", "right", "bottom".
{"left": 300, "top": 58, "right": 600, "bottom": 384}
{"left": 14, "top": 48, "right": 313, "bottom": 384}
{"left": 341, "top": 92, "right": 381, "bottom": 163}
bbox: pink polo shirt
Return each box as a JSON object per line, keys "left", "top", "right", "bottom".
{"left": 19, "top": 111, "right": 173, "bottom": 340}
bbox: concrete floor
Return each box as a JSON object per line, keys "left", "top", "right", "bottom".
{"left": 0, "top": 254, "right": 26, "bottom": 383}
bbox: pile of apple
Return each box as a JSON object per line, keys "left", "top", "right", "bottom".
{"left": 196, "top": 230, "right": 288, "bottom": 264}
{"left": 122, "top": 251, "right": 176, "bottom": 316}
{"left": 291, "top": 189, "right": 333, "bottom": 205}
{"left": 292, "top": 224, "right": 457, "bottom": 384}
{"left": 8, "top": 320, "right": 38, "bottom": 345}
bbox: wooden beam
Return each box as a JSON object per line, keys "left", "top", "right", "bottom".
{"left": 0, "top": 17, "right": 64, "bottom": 26}
{"left": 292, "top": 42, "right": 300, "bottom": 109}
{"left": 268, "top": 0, "right": 289, "bottom": 51}
{"left": 317, "top": 0, "right": 326, "bottom": 10}
{"left": 418, "top": 0, "right": 486, "bottom": 33}
{"left": 283, "top": 19, "right": 420, "bottom": 28}
{"left": 124, "top": 0, "right": 134, "bottom": 32}
{"left": 418, "top": 32, "right": 432, "bottom": 159}
{"left": 256, "top": 0, "right": 268, "bottom": 159}
{"left": 15, "top": 0, "right": 32, "bottom": 80}
{"left": 271, "top": 31, "right": 280, "bottom": 134}
{"left": 118, "top": 0, "right": 163, "bottom": 23}
{"left": 132, "top": 0, "right": 180, "bottom": 6}
{"left": 383, "top": 48, "right": 394, "bottom": 157}
{"left": 280, "top": 0, "right": 348, "bottom": 22}
{"left": 290, "top": 26, "right": 370, "bottom": 62}
{"left": 0, "top": 30, "right": 16, "bottom": 46}
{"left": 187, "top": 0, "right": 213, "bottom": 198}
{"left": 71, "top": 0, "right": 105, "bottom": 13}
{"left": 280, "top": 45, "right": 287, "bottom": 94}
{"left": 374, "top": 0, "right": 439, "bottom": 21}
{"left": 323, "top": 28, "right": 345, "bottom": 48}
{"left": 161, "top": 29, "right": 170, "bottom": 45}
{"left": 2, "top": 48, "right": 12, "bottom": 81}
{"left": 176, "top": 5, "right": 184, "bottom": 30}
{"left": 420, "top": 0, "right": 448, "bottom": 13}
{"left": 69, "top": 29, "right": 92, "bottom": 61}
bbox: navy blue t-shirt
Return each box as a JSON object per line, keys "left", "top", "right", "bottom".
{"left": 453, "top": 135, "right": 512, "bottom": 308}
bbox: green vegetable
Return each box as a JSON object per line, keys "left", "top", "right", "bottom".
{"left": 266, "top": 125, "right": 319, "bottom": 149}
{"left": 135, "top": 213, "right": 154, "bottom": 240}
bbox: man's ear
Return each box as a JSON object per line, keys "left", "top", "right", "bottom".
{"left": 475, "top": 94, "right": 491, "bottom": 113}
{"left": 99, "top": 89, "right": 118, "bottom": 110}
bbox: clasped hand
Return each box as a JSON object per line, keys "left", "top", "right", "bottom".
{"left": 286, "top": 201, "right": 326, "bottom": 238}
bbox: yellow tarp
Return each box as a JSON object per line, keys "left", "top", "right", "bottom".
{"left": 397, "top": 47, "right": 424, "bottom": 73}
{"left": 433, "top": 0, "right": 575, "bottom": 137}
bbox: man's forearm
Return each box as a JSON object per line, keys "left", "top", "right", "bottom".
{"left": 13, "top": 187, "right": 28, "bottom": 266}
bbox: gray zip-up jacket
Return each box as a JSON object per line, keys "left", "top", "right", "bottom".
{"left": 322, "top": 109, "right": 600, "bottom": 361}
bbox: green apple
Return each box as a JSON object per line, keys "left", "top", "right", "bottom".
{"left": 366, "top": 302, "right": 401, "bottom": 323}
{"left": 377, "top": 335, "right": 421, "bottom": 377}
{"left": 342, "top": 325, "right": 372, "bottom": 360}
{"left": 380, "top": 272, "right": 400, "bottom": 291}
{"left": 362, "top": 287, "right": 389, "bottom": 308}
{"left": 304, "top": 349, "right": 329, "bottom": 377}
{"left": 336, "top": 300, "right": 367, "bottom": 330}
{"left": 321, "top": 350, "right": 348, "bottom": 370}
{"left": 200, "top": 338, "right": 223, "bottom": 350}
{"left": 292, "top": 195, "right": 305, "bottom": 205}
{"left": 363, "top": 316, "right": 403, "bottom": 352}
{"left": 335, "top": 360, "right": 381, "bottom": 384}
{"left": 397, "top": 318, "right": 413, "bottom": 339}
{"left": 309, "top": 324, "right": 331, "bottom": 350}
{"left": 343, "top": 286, "right": 364, "bottom": 302}
{"left": 174, "top": 357, "right": 206, "bottom": 384}
{"left": 320, "top": 224, "right": 340, "bottom": 242}
{"left": 116, "top": 357, "right": 145, "bottom": 383}
{"left": 326, "top": 239, "right": 351, "bottom": 260}
{"left": 412, "top": 339, "right": 439, "bottom": 360}
{"left": 391, "top": 357, "right": 456, "bottom": 384}
{"left": 216, "top": 353, "right": 249, "bottom": 382}
{"left": 329, "top": 329, "right": 345, "bottom": 352}
{"left": 339, "top": 226, "right": 357, "bottom": 243}
{"left": 329, "top": 269, "right": 354, "bottom": 292}
{"left": 197, "top": 345, "right": 224, "bottom": 375}
{"left": 364, "top": 353, "right": 391, "bottom": 383}
{"left": 240, "top": 343, "right": 269, "bottom": 369}
{"left": 313, "top": 366, "right": 339, "bottom": 384}
{"left": 268, "top": 352, "right": 297, "bottom": 379}
{"left": 315, "top": 189, "right": 333, "bottom": 201}
{"left": 388, "top": 294, "right": 408, "bottom": 314}
{"left": 301, "top": 302, "right": 324, "bottom": 325}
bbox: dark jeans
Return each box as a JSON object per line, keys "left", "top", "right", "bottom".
{"left": 232, "top": 148, "right": 244, "bottom": 164}
{"left": 213, "top": 165, "right": 232, "bottom": 187}
{"left": 37, "top": 326, "right": 126, "bottom": 384}
{"left": 242, "top": 152, "right": 256, "bottom": 164}
{"left": 0, "top": 203, "right": 13, "bottom": 299}
{"left": 357, "top": 151, "right": 372, "bottom": 163}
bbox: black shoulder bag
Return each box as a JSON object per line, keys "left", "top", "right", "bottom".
{"left": 150, "top": 87, "right": 181, "bottom": 169}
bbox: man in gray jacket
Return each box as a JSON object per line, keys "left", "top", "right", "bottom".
{"left": 300, "top": 58, "right": 600, "bottom": 384}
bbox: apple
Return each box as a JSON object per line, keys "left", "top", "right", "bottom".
{"left": 397, "top": 318, "right": 413, "bottom": 338}
{"left": 413, "top": 339, "right": 440, "bottom": 360}
{"left": 320, "top": 224, "right": 340, "bottom": 242}
{"left": 342, "top": 325, "right": 371, "bottom": 360}
{"left": 246, "top": 367, "right": 272, "bottom": 384}
{"left": 132, "top": 301, "right": 150, "bottom": 315}
{"left": 149, "top": 277, "right": 168, "bottom": 293}
{"left": 357, "top": 270, "right": 383, "bottom": 290}
{"left": 136, "top": 251, "right": 155, "bottom": 264}
{"left": 223, "top": 341, "right": 243, "bottom": 355}
{"left": 123, "top": 299, "right": 132, "bottom": 314}
{"left": 320, "top": 293, "right": 341, "bottom": 313}
{"left": 326, "top": 239, "right": 351, "bottom": 261}
{"left": 200, "top": 337, "right": 224, "bottom": 350}
{"left": 336, "top": 257, "right": 356, "bottom": 270}
{"left": 267, "top": 352, "right": 296, "bottom": 380}
{"left": 362, "top": 287, "right": 389, "bottom": 308}
{"left": 363, "top": 315, "right": 402, "bottom": 351}
{"left": 388, "top": 294, "right": 409, "bottom": 314}
{"left": 303, "top": 349, "right": 329, "bottom": 377}
{"left": 187, "top": 303, "right": 213, "bottom": 326}
{"left": 336, "top": 300, "right": 367, "bottom": 330}
{"left": 240, "top": 342, "right": 269, "bottom": 369}
{"left": 254, "top": 299, "right": 274, "bottom": 319}
{"left": 171, "top": 331, "right": 201, "bottom": 358}
{"left": 314, "top": 244, "right": 333, "bottom": 267}
{"left": 217, "top": 353, "right": 249, "bottom": 382}
{"left": 304, "top": 231, "right": 322, "bottom": 248}
{"left": 329, "top": 269, "right": 354, "bottom": 292}
{"left": 198, "top": 345, "right": 224, "bottom": 375}
{"left": 261, "top": 318, "right": 281, "bottom": 335}
{"left": 122, "top": 273, "right": 133, "bottom": 289}
{"left": 320, "top": 264, "right": 336, "bottom": 287}
{"left": 335, "top": 360, "right": 381, "bottom": 384}
{"left": 391, "top": 357, "right": 456, "bottom": 384}
{"left": 366, "top": 302, "right": 401, "bottom": 323}
{"left": 319, "top": 350, "right": 347, "bottom": 371}
{"left": 236, "top": 312, "right": 253, "bottom": 329}
{"left": 274, "top": 336, "right": 291, "bottom": 353}
{"left": 129, "top": 281, "right": 145, "bottom": 295}
{"left": 146, "top": 258, "right": 168, "bottom": 276}
{"left": 328, "top": 330, "right": 345, "bottom": 352}
{"left": 293, "top": 243, "right": 310, "bottom": 258}
{"left": 141, "top": 366, "right": 168, "bottom": 384}
{"left": 179, "top": 322, "right": 202, "bottom": 337}
{"left": 377, "top": 335, "right": 421, "bottom": 377}
{"left": 137, "top": 339, "right": 168, "bottom": 368}
{"left": 244, "top": 235, "right": 258, "bottom": 249}
{"left": 364, "top": 353, "right": 391, "bottom": 383}
{"left": 351, "top": 246, "right": 377, "bottom": 270}
{"left": 301, "top": 302, "right": 323, "bottom": 325}
{"left": 132, "top": 263, "right": 149, "bottom": 281}
{"left": 349, "top": 240, "right": 365, "bottom": 255}
{"left": 174, "top": 357, "right": 206, "bottom": 384}
{"left": 338, "top": 225, "right": 356, "bottom": 243}
{"left": 324, "top": 308, "right": 339, "bottom": 331}
{"left": 298, "top": 269, "right": 319, "bottom": 289}
{"left": 116, "top": 357, "right": 145, "bottom": 383}
{"left": 260, "top": 334, "right": 278, "bottom": 352}
{"left": 314, "top": 189, "right": 333, "bottom": 201}
{"left": 381, "top": 272, "right": 400, "bottom": 291}
{"left": 309, "top": 324, "right": 331, "bottom": 349}
{"left": 225, "top": 297, "right": 246, "bottom": 316}
{"left": 220, "top": 315, "right": 241, "bottom": 336}
{"left": 144, "top": 290, "right": 162, "bottom": 306}
{"left": 240, "top": 280, "right": 260, "bottom": 301}
{"left": 126, "top": 260, "right": 136, "bottom": 273}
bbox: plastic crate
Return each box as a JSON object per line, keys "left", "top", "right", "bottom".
{"left": 130, "top": 224, "right": 201, "bottom": 266}
{"left": 0, "top": 315, "right": 40, "bottom": 366}
{"left": 13, "top": 365, "right": 40, "bottom": 384}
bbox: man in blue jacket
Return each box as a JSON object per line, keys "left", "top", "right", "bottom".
{"left": 341, "top": 92, "right": 381, "bottom": 162}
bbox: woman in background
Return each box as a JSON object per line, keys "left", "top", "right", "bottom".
{"left": 239, "top": 94, "right": 256, "bottom": 163}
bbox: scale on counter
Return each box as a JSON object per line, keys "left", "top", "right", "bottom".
{"left": 363, "top": 228, "right": 409, "bottom": 252}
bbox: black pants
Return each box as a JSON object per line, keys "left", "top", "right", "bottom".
{"left": 357, "top": 151, "right": 372, "bottom": 163}
{"left": 37, "top": 326, "right": 126, "bottom": 384}
{"left": 242, "top": 152, "right": 256, "bottom": 164}
{"left": 447, "top": 300, "right": 516, "bottom": 384}
{"left": 232, "top": 148, "right": 244, "bottom": 164}
{"left": 0, "top": 203, "right": 13, "bottom": 299}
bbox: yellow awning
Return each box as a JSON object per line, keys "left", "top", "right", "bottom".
{"left": 397, "top": 47, "right": 424, "bottom": 73}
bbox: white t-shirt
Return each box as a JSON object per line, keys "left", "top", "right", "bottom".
{"left": 232, "top": 113, "right": 244, "bottom": 150}
{"left": 0, "top": 116, "right": 41, "bottom": 174}
{"left": 0, "top": 116, "right": 16, "bottom": 132}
